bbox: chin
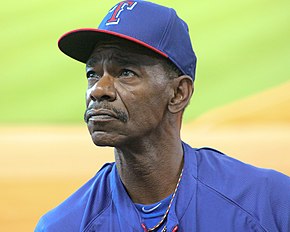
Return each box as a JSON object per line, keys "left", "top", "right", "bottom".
{"left": 90, "top": 131, "right": 121, "bottom": 147}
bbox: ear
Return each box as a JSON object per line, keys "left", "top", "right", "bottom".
{"left": 168, "top": 75, "right": 194, "bottom": 113}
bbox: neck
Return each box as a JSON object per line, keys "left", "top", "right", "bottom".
{"left": 114, "top": 132, "right": 184, "bottom": 205}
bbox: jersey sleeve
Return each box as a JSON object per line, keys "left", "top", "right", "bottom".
{"left": 195, "top": 147, "right": 290, "bottom": 231}
{"left": 263, "top": 170, "right": 290, "bottom": 231}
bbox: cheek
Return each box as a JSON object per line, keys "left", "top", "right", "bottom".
{"left": 85, "top": 89, "right": 92, "bottom": 107}
{"left": 126, "top": 87, "right": 169, "bottom": 127}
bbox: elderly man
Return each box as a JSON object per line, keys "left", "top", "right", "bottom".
{"left": 35, "top": 1, "right": 290, "bottom": 231}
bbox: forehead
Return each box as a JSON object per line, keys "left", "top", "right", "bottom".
{"left": 86, "top": 38, "right": 165, "bottom": 68}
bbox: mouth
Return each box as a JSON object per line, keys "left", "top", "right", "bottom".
{"left": 86, "top": 109, "right": 118, "bottom": 123}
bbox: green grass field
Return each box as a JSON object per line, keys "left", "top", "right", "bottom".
{"left": 1, "top": 0, "right": 289, "bottom": 123}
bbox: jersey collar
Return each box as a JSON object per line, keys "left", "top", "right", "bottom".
{"left": 110, "top": 142, "right": 198, "bottom": 231}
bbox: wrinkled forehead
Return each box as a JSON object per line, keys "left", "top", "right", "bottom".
{"left": 86, "top": 39, "right": 165, "bottom": 68}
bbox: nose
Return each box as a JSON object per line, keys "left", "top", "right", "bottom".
{"left": 88, "top": 73, "right": 116, "bottom": 102}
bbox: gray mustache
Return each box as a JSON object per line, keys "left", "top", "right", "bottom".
{"left": 84, "top": 103, "right": 128, "bottom": 123}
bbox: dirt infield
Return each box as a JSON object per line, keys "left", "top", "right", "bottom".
{"left": 1, "top": 125, "right": 289, "bottom": 231}
{"left": 0, "top": 82, "right": 289, "bottom": 231}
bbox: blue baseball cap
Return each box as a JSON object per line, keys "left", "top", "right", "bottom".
{"left": 58, "top": 0, "right": 197, "bottom": 80}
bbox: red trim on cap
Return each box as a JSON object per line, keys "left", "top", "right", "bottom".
{"left": 58, "top": 28, "right": 168, "bottom": 58}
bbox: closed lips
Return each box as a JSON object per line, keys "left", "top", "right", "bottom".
{"left": 86, "top": 109, "right": 118, "bottom": 121}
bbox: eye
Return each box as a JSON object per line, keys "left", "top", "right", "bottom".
{"left": 86, "top": 71, "right": 100, "bottom": 79}
{"left": 120, "top": 69, "right": 136, "bottom": 78}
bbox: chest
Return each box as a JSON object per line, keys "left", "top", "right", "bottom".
{"left": 81, "top": 198, "right": 266, "bottom": 232}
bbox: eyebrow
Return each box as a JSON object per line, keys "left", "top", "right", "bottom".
{"left": 86, "top": 51, "right": 142, "bottom": 68}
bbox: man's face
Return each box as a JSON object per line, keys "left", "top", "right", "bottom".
{"left": 84, "top": 39, "right": 173, "bottom": 147}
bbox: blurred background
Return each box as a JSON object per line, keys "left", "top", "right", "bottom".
{"left": 0, "top": 0, "right": 289, "bottom": 231}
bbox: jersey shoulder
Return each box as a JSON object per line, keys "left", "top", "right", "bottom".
{"left": 195, "top": 147, "right": 290, "bottom": 231}
{"left": 35, "top": 162, "right": 114, "bottom": 232}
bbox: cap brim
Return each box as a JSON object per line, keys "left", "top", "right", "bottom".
{"left": 58, "top": 28, "right": 168, "bottom": 63}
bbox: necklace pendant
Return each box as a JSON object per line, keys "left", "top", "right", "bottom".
{"left": 146, "top": 169, "right": 183, "bottom": 232}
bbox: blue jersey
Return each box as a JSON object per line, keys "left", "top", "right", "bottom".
{"left": 35, "top": 142, "right": 290, "bottom": 231}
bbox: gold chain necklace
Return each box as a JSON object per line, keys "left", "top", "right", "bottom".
{"left": 141, "top": 168, "right": 184, "bottom": 232}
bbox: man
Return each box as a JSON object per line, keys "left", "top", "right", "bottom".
{"left": 35, "top": 1, "right": 290, "bottom": 231}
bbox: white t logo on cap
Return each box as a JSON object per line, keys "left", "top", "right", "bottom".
{"left": 106, "top": 1, "right": 138, "bottom": 26}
